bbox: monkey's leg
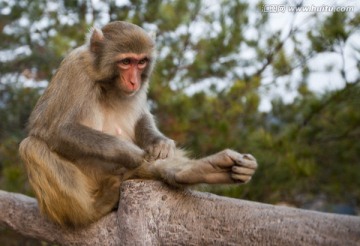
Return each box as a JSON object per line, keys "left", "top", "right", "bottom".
{"left": 19, "top": 136, "right": 98, "bottom": 228}
{"left": 129, "top": 149, "right": 257, "bottom": 186}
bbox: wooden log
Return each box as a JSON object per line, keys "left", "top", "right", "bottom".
{"left": 1, "top": 180, "right": 360, "bottom": 245}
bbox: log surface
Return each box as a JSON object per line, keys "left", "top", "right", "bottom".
{"left": 1, "top": 180, "right": 360, "bottom": 245}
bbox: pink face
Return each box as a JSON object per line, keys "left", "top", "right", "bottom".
{"left": 116, "top": 53, "right": 149, "bottom": 95}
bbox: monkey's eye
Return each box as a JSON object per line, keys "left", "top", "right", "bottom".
{"left": 138, "top": 58, "right": 149, "bottom": 69}
{"left": 120, "top": 58, "right": 131, "bottom": 65}
{"left": 138, "top": 58, "right": 148, "bottom": 64}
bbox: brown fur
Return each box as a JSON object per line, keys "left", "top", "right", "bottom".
{"left": 19, "top": 21, "right": 258, "bottom": 228}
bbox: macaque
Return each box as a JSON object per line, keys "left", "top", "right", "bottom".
{"left": 19, "top": 21, "right": 257, "bottom": 228}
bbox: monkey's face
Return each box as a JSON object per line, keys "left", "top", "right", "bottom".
{"left": 90, "top": 21, "right": 156, "bottom": 97}
{"left": 115, "top": 53, "right": 150, "bottom": 96}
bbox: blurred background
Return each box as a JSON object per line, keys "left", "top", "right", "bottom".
{"left": 0, "top": 0, "right": 359, "bottom": 244}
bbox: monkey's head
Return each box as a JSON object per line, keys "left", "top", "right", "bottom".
{"left": 89, "top": 21, "right": 156, "bottom": 97}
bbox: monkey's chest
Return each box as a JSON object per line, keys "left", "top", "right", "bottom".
{"left": 81, "top": 105, "right": 139, "bottom": 142}
{"left": 100, "top": 108, "right": 139, "bottom": 142}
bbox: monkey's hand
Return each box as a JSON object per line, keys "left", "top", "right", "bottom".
{"left": 146, "top": 137, "right": 176, "bottom": 160}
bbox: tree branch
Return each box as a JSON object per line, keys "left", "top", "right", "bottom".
{"left": 1, "top": 180, "right": 360, "bottom": 245}
{"left": 118, "top": 181, "right": 360, "bottom": 245}
{"left": 0, "top": 190, "right": 120, "bottom": 245}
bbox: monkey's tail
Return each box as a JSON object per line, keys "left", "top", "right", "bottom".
{"left": 19, "top": 136, "right": 96, "bottom": 228}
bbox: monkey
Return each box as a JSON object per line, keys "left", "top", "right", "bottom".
{"left": 19, "top": 21, "right": 258, "bottom": 228}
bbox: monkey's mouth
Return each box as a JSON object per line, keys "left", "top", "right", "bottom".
{"left": 119, "top": 84, "right": 139, "bottom": 97}
{"left": 124, "top": 90, "right": 137, "bottom": 97}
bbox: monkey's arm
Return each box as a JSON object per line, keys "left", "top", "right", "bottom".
{"left": 135, "top": 113, "right": 175, "bottom": 160}
{"left": 49, "top": 123, "right": 145, "bottom": 169}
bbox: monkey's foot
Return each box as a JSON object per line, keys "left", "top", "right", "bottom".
{"left": 175, "top": 149, "right": 257, "bottom": 185}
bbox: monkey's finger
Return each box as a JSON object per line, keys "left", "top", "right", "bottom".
{"left": 159, "top": 145, "right": 169, "bottom": 159}
{"left": 147, "top": 145, "right": 161, "bottom": 160}
{"left": 159, "top": 140, "right": 176, "bottom": 159}
{"left": 169, "top": 146, "right": 175, "bottom": 158}
{"left": 167, "top": 140, "right": 175, "bottom": 158}
{"left": 161, "top": 150, "right": 173, "bottom": 159}
{"left": 153, "top": 149, "right": 162, "bottom": 160}
{"left": 166, "top": 142, "right": 176, "bottom": 159}
{"left": 232, "top": 166, "right": 255, "bottom": 175}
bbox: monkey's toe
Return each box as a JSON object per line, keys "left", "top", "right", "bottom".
{"left": 231, "top": 173, "right": 252, "bottom": 183}
{"left": 234, "top": 154, "right": 258, "bottom": 170}
{"left": 232, "top": 166, "right": 255, "bottom": 175}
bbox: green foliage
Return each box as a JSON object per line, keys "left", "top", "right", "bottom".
{"left": 308, "top": 11, "right": 356, "bottom": 52}
{"left": 0, "top": 84, "right": 39, "bottom": 194}
{"left": 272, "top": 49, "right": 292, "bottom": 76}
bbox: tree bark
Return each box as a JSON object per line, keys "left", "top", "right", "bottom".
{"left": 118, "top": 181, "right": 360, "bottom": 245}
{"left": 0, "top": 190, "right": 120, "bottom": 245}
{"left": 1, "top": 180, "right": 360, "bottom": 245}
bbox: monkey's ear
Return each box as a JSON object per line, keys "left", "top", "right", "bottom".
{"left": 89, "top": 27, "right": 104, "bottom": 53}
